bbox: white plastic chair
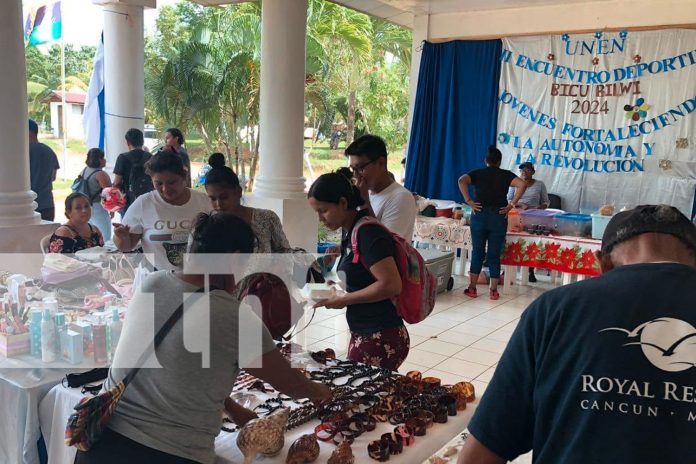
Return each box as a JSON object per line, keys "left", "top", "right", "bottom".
{"left": 40, "top": 234, "right": 52, "bottom": 254}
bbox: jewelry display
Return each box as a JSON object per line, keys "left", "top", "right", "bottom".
{"left": 222, "top": 347, "right": 475, "bottom": 462}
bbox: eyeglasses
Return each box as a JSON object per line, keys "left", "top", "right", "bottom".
{"left": 350, "top": 159, "right": 376, "bottom": 174}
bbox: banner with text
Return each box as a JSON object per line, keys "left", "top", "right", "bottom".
{"left": 498, "top": 29, "right": 696, "bottom": 215}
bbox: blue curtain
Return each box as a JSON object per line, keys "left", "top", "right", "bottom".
{"left": 405, "top": 40, "right": 502, "bottom": 201}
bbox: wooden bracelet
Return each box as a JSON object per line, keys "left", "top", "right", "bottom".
{"left": 368, "top": 439, "right": 390, "bottom": 461}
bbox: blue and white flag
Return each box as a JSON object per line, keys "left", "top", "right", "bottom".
{"left": 83, "top": 33, "right": 105, "bottom": 150}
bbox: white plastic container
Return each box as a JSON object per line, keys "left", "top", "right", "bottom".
{"left": 591, "top": 213, "right": 613, "bottom": 240}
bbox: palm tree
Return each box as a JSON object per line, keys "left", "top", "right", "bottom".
{"left": 307, "top": 0, "right": 372, "bottom": 145}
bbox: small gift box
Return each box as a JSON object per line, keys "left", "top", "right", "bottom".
{"left": 0, "top": 332, "right": 30, "bottom": 357}
{"left": 61, "top": 330, "right": 83, "bottom": 364}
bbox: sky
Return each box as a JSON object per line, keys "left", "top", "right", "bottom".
{"left": 23, "top": 0, "right": 181, "bottom": 48}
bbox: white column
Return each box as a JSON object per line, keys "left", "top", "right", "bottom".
{"left": 254, "top": 0, "right": 308, "bottom": 199}
{"left": 248, "top": 0, "right": 318, "bottom": 253}
{"left": 0, "top": 0, "right": 60, "bottom": 254}
{"left": 94, "top": 0, "right": 153, "bottom": 170}
{"left": 0, "top": 0, "right": 40, "bottom": 228}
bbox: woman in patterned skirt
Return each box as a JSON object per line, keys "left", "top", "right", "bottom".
{"left": 307, "top": 170, "right": 409, "bottom": 370}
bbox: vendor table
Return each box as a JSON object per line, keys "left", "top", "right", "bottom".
{"left": 39, "top": 361, "right": 478, "bottom": 464}
{"left": 413, "top": 217, "right": 472, "bottom": 275}
{"left": 0, "top": 367, "right": 77, "bottom": 464}
{"left": 501, "top": 232, "right": 602, "bottom": 292}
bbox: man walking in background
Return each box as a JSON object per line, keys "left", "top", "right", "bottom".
{"left": 113, "top": 128, "right": 152, "bottom": 213}
{"left": 28, "top": 119, "right": 60, "bottom": 221}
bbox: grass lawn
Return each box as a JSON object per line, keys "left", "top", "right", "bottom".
{"left": 43, "top": 138, "right": 87, "bottom": 154}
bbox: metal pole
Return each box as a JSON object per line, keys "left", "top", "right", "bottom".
{"left": 60, "top": 35, "right": 67, "bottom": 180}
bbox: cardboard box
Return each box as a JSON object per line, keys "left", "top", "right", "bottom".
{"left": 0, "top": 332, "right": 30, "bottom": 357}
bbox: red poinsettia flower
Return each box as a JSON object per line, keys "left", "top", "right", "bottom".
{"left": 580, "top": 250, "right": 597, "bottom": 269}
{"left": 526, "top": 242, "right": 541, "bottom": 262}
{"left": 560, "top": 248, "right": 577, "bottom": 269}
{"left": 591, "top": 57, "right": 599, "bottom": 65}
{"left": 547, "top": 53, "right": 555, "bottom": 61}
{"left": 544, "top": 243, "right": 562, "bottom": 263}
{"left": 633, "top": 54, "right": 641, "bottom": 63}
{"left": 506, "top": 241, "right": 524, "bottom": 263}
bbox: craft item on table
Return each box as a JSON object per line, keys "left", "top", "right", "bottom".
{"left": 327, "top": 440, "right": 354, "bottom": 464}
{"left": 310, "top": 347, "right": 336, "bottom": 364}
{"left": 286, "top": 434, "right": 320, "bottom": 464}
{"left": 237, "top": 407, "right": 290, "bottom": 464}
{"left": 100, "top": 187, "right": 127, "bottom": 213}
{"left": 221, "top": 417, "right": 239, "bottom": 434}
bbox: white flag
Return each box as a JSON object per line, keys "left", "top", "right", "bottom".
{"left": 83, "top": 33, "right": 104, "bottom": 150}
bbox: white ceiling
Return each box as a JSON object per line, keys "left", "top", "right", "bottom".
{"left": 186, "top": 0, "right": 597, "bottom": 28}
{"left": 328, "top": 0, "right": 600, "bottom": 28}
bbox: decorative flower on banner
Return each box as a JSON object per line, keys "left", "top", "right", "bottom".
{"left": 633, "top": 54, "right": 642, "bottom": 63}
{"left": 547, "top": 53, "right": 555, "bottom": 61}
{"left": 497, "top": 132, "right": 511, "bottom": 144}
{"left": 580, "top": 250, "right": 597, "bottom": 269}
{"left": 591, "top": 56, "right": 600, "bottom": 66}
{"left": 561, "top": 33, "right": 570, "bottom": 42}
{"left": 624, "top": 98, "right": 650, "bottom": 121}
{"left": 594, "top": 31, "right": 603, "bottom": 39}
{"left": 619, "top": 31, "right": 628, "bottom": 39}
{"left": 544, "top": 243, "right": 562, "bottom": 264}
{"left": 525, "top": 242, "right": 541, "bottom": 262}
{"left": 505, "top": 241, "right": 524, "bottom": 263}
{"left": 560, "top": 248, "right": 577, "bottom": 269}
{"left": 101, "top": 187, "right": 127, "bottom": 213}
{"left": 659, "top": 159, "right": 673, "bottom": 170}
{"left": 676, "top": 138, "right": 689, "bottom": 149}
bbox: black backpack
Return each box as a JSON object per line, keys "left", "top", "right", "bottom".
{"left": 71, "top": 169, "right": 100, "bottom": 202}
{"left": 127, "top": 151, "right": 153, "bottom": 203}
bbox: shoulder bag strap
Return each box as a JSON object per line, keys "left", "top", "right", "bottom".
{"left": 121, "top": 286, "right": 211, "bottom": 386}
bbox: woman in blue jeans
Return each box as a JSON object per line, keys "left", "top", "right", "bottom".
{"left": 458, "top": 146, "right": 526, "bottom": 300}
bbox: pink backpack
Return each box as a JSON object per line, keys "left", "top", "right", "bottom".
{"left": 350, "top": 216, "right": 436, "bottom": 324}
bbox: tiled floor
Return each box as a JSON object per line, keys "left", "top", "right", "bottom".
{"left": 291, "top": 272, "right": 555, "bottom": 463}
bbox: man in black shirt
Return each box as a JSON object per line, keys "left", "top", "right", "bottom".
{"left": 113, "top": 128, "right": 152, "bottom": 212}
{"left": 28, "top": 119, "right": 60, "bottom": 221}
{"left": 458, "top": 205, "right": 696, "bottom": 464}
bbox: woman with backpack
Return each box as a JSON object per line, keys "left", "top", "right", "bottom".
{"left": 307, "top": 170, "right": 409, "bottom": 370}
{"left": 77, "top": 148, "right": 113, "bottom": 240}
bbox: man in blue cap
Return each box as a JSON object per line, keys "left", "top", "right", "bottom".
{"left": 28, "top": 119, "right": 60, "bottom": 221}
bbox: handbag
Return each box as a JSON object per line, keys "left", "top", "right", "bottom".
{"left": 64, "top": 288, "right": 206, "bottom": 451}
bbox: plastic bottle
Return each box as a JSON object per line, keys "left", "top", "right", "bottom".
{"left": 40, "top": 308, "right": 56, "bottom": 363}
{"left": 107, "top": 308, "right": 122, "bottom": 361}
{"left": 92, "top": 316, "right": 108, "bottom": 364}
{"left": 55, "top": 312, "right": 66, "bottom": 357}
{"left": 30, "top": 309, "right": 42, "bottom": 357}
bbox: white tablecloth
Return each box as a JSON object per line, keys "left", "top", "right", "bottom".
{"left": 0, "top": 368, "right": 76, "bottom": 464}
{"left": 40, "top": 382, "right": 478, "bottom": 464}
